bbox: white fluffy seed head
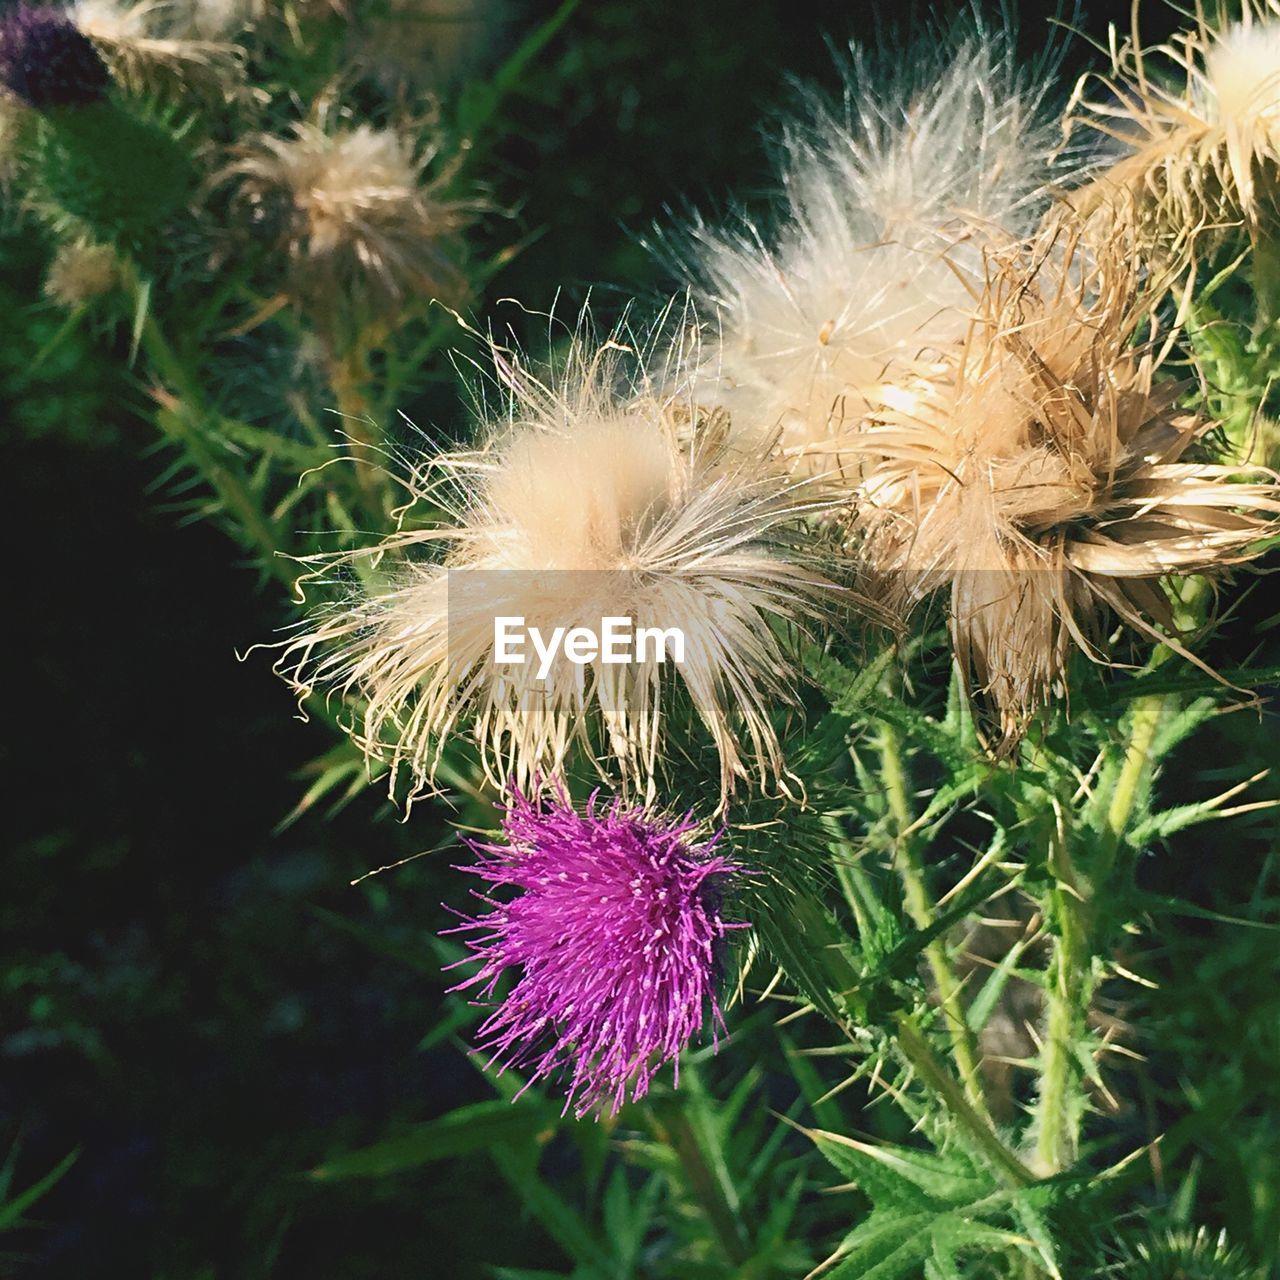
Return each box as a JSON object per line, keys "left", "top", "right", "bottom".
{"left": 674, "top": 28, "right": 1061, "bottom": 480}
{"left": 1201, "top": 19, "right": 1280, "bottom": 124}
{"left": 223, "top": 116, "right": 477, "bottom": 320}
{"left": 72, "top": 0, "right": 247, "bottom": 100}
{"left": 1065, "top": 2, "right": 1280, "bottom": 238}
{"left": 278, "top": 311, "right": 846, "bottom": 807}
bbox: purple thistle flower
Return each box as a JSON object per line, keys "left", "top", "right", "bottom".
{"left": 0, "top": 5, "right": 110, "bottom": 109}
{"left": 446, "top": 787, "right": 747, "bottom": 1117}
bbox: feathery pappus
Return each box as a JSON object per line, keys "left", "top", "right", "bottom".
{"left": 848, "top": 223, "right": 1280, "bottom": 745}
{"left": 1065, "top": 1, "right": 1280, "bottom": 243}
{"left": 220, "top": 108, "right": 478, "bottom": 326}
{"left": 673, "top": 26, "right": 1062, "bottom": 485}
{"left": 277, "top": 311, "right": 844, "bottom": 805}
{"left": 71, "top": 0, "right": 247, "bottom": 101}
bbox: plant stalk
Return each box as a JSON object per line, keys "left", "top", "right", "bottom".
{"left": 878, "top": 718, "right": 990, "bottom": 1122}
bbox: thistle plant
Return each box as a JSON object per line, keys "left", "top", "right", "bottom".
{"left": 7, "top": 1, "right": 1280, "bottom": 1276}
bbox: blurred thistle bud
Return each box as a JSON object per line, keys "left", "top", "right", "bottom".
{"left": 43, "top": 238, "right": 120, "bottom": 305}
{"left": 0, "top": 4, "right": 111, "bottom": 108}
{"left": 0, "top": 4, "right": 195, "bottom": 252}
{"left": 25, "top": 100, "right": 194, "bottom": 251}
{"left": 220, "top": 113, "right": 480, "bottom": 327}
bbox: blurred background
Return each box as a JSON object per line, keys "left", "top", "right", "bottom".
{"left": 6, "top": 1, "right": 1277, "bottom": 1277}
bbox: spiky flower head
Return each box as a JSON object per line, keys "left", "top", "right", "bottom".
{"left": 676, "top": 29, "right": 1058, "bottom": 481}
{"left": 278, "top": 314, "right": 840, "bottom": 804}
{"left": 1065, "top": 2, "right": 1280, "bottom": 242}
{"left": 849, "top": 225, "right": 1280, "bottom": 744}
{"left": 447, "top": 786, "right": 745, "bottom": 1117}
{"left": 222, "top": 112, "right": 474, "bottom": 323}
{"left": 0, "top": 4, "right": 110, "bottom": 108}
{"left": 71, "top": 0, "right": 245, "bottom": 101}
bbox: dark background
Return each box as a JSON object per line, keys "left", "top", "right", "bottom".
{"left": 7, "top": 1, "right": 1243, "bottom": 1277}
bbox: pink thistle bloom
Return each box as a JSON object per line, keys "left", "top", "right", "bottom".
{"left": 447, "top": 787, "right": 747, "bottom": 1117}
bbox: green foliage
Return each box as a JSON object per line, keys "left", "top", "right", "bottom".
{"left": 5, "top": 0, "right": 1280, "bottom": 1277}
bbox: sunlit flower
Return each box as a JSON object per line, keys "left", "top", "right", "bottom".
{"left": 222, "top": 112, "right": 475, "bottom": 323}
{"left": 1065, "top": 1, "right": 1280, "bottom": 240}
{"left": 72, "top": 0, "right": 245, "bottom": 101}
{"left": 0, "top": 4, "right": 111, "bottom": 108}
{"left": 44, "top": 238, "right": 119, "bottom": 304}
{"left": 850, "top": 226, "right": 1280, "bottom": 744}
{"left": 278, "top": 315, "right": 841, "bottom": 803}
{"left": 447, "top": 786, "right": 745, "bottom": 1117}
{"left": 673, "top": 29, "right": 1059, "bottom": 482}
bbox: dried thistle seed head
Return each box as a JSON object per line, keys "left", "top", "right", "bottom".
{"left": 674, "top": 28, "right": 1059, "bottom": 483}
{"left": 44, "top": 237, "right": 119, "bottom": 304}
{"left": 1065, "top": 1, "right": 1280, "bottom": 243}
{"left": 0, "top": 4, "right": 111, "bottom": 108}
{"left": 71, "top": 0, "right": 246, "bottom": 101}
{"left": 222, "top": 116, "right": 475, "bottom": 323}
{"left": 277, "top": 315, "right": 842, "bottom": 806}
{"left": 850, "top": 227, "right": 1280, "bottom": 744}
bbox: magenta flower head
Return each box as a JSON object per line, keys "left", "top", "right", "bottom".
{"left": 447, "top": 787, "right": 748, "bottom": 1117}
{"left": 0, "top": 5, "right": 110, "bottom": 109}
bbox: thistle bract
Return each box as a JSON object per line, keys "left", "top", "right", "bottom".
{"left": 447, "top": 788, "right": 745, "bottom": 1117}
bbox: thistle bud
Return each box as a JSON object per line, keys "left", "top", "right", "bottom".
{"left": 31, "top": 100, "right": 194, "bottom": 249}
{"left": 0, "top": 4, "right": 110, "bottom": 109}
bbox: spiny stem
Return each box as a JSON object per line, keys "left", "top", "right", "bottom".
{"left": 139, "top": 313, "right": 297, "bottom": 590}
{"left": 878, "top": 717, "right": 990, "bottom": 1122}
{"left": 895, "top": 1015, "right": 1035, "bottom": 1187}
{"left": 1035, "top": 675, "right": 1172, "bottom": 1174}
{"left": 798, "top": 892, "right": 1031, "bottom": 1186}
{"left": 1033, "top": 810, "right": 1088, "bottom": 1176}
{"left": 323, "top": 332, "right": 388, "bottom": 517}
{"left": 1098, "top": 691, "right": 1166, "bottom": 882}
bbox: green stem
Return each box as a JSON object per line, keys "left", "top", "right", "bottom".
{"left": 1097, "top": 692, "right": 1166, "bottom": 882}
{"left": 896, "top": 1016, "right": 1035, "bottom": 1187}
{"left": 323, "top": 332, "right": 388, "bottom": 519}
{"left": 797, "top": 892, "right": 1031, "bottom": 1185}
{"left": 1033, "top": 816, "right": 1088, "bottom": 1176}
{"left": 139, "top": 313, "right": 297, "bottom": 590}
{"left": 651, "top": 1100, "right": 750, "bottom": 1267}
{"left": 878, "top": 718, "right": 990, "bottom": 1122}
{"left": 1035, "top": 671, "right": 1173, "bottom": 1173}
